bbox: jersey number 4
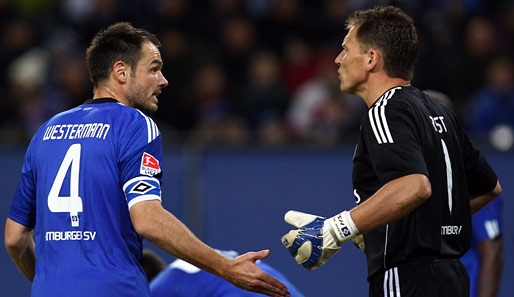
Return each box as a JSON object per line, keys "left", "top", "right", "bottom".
{"left": 48, "top": 143, "right": 83, "bottom": 227}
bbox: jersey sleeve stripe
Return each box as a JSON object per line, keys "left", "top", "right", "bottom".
{"left": 380, "top": 90, "right": 395, "bottom": 143}
{"left": 484, "top": 220, "right": 499, "bottom": 239}
{"left": 369, "top": 108, "right": 383, "bottom": 144}
{"left": 374, "top": 104, "right": 388, "bottom": 143}
{"left": 150, "top": 118, "right": 156, "bottom": 140}
{"left": 135, "top": 109, "right": 160, "bottom": 143}
{"left": 136, "top": 110, "right": 152, "bottom": 143}
{"left": 151, "top": 118, "right": 160, "bottom": 139}
{"left": 369, "top": 87, "right": 401, "bottom": 145}
{"left": 127, "top": 194, "right": 161, "bottom": 209}
{"left": 123, "top": 176, "right": 160, "bottom": 192}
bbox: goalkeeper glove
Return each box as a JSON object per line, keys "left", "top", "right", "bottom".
{"left": 352, "top": 234, "right": 366, "bottom": 253}
{"left": 281, "top": 210, "right": 359, "bottom": 270}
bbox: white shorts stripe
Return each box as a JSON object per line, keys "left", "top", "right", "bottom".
{"left": 383, "top": 270, "right": 389, "bottom": 297}
{"left": 389, "top": 268, "right": 394, "bottom": 296}
{"left": 394, "top": 267, "right": 401, "bottom": 297}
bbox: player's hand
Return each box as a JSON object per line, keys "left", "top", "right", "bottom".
{"left": 281, "top": 210, "right": 358, "bottom": 270}
{"left": 225, "top": 250, "right": 290, "bottom": 297}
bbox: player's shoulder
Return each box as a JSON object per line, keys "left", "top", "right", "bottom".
{"left": 86, "top": 98, "right": 160, "bottom": 139}
{"left": 381, "top": 86, "right": 422, "bottom": 109}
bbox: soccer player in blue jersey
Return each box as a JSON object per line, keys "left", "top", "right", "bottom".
{"left": 4, "top": 22, "right": 289, "bottom": 297}
{"left": 144, "top": 249, "right": 306, "bottom": 297}
{"left": 461, "top": 195, "right": 503, "bottom": 297}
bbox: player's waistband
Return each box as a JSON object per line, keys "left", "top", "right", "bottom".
{"left": 401, "top": 255, "right": 460, "bottom": 266}
{"left": 368, "top": 256, "right": 461, "bottom": 281}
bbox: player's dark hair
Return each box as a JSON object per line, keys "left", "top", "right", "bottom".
{"left": 346, "top": 6, "right": 419, "bottom": 80}
{"left": 86, "top": 22, "right": 161, "bottom": 88}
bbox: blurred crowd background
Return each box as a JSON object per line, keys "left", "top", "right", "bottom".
{"left": 0, "top": 0, "right": 513, "bottom": 149}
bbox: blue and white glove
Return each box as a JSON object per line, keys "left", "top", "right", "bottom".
{"left": 281, "top": 210, "right": 359, "bottom": 270}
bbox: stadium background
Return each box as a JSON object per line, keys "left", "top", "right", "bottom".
{"left": 0, "top": 0, "right": 513, "bottom": 296}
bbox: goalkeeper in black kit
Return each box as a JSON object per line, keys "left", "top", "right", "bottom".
{"left": 281, "top": 6, "right": 501, "bottom": 297}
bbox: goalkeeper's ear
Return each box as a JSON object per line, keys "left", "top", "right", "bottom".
{"left": 284, "top": 210, "right": 322, "bottom": 228}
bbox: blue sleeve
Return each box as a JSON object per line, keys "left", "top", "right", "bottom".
{"left": 8, "top": 135, "right": 39, "bottom": 228}
{"left": 119, "top": 111, "right": 163, "bottom": 209}
{"left": 472, "top": 195, "right": 503, "bottom": 243}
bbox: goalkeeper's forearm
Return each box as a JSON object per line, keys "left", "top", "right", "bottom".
{"left": 350, "top": 174, "right": 431, "bottom": 234}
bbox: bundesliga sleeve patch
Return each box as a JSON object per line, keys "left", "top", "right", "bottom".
{"left": 140, "top": 152, "right": 161, "bottom": 176}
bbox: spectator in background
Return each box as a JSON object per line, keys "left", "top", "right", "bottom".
{"left": 287, "top": 48, "right": 364, "bottom": 145}
{"left": 467, "top": 56, "right": 514, "bottom": 151}
{"left": 1, "top": 0, "right": 513, "bottom": 147}
{"left": 219, "top": 16, "right": 256, "bottom": 88}
{"left": 454, "top": 17, "right": 500, "bottom": 112}
{"left": 280, "top": 38, "right": 316, "bottom": 94}
{"left": 153, "top": 27, "right": 197, "bottom": 140}
{"left": 188, "top": 63, "right": 248, "bottom": 145}
{"left": 241, "top": 50, "right": 289, "bottom": 145}
{"left": 144, "top": 249, "right": 306, "bottom": 297}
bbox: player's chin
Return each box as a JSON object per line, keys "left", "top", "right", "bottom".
{"left": 139, "top": 101, "right": 158, "bottom": 113}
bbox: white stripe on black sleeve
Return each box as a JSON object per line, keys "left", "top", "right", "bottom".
{"left": 380, "top": 91, "right": 394, "bottom": 143}
{"left": 369, "top": 108, "right": 383, "bottom": 144}
{"left": 369, "top": 87, "right": 401, "bottom": 145}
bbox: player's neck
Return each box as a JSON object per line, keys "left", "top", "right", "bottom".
{"left": 360, "top": 75, "right": 410, "bottom": 108}
{"left": 93, "top": 84, "right": 129, "bottom": 106}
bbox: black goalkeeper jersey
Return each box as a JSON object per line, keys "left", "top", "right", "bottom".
{"left": 352, "top": 86, "right": 498, "bottom": 279}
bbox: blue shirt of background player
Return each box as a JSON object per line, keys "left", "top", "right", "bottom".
{"left": 150, "top": 250, "right": 305, "bottom": 297}
{"left": 461, "top": 195, "right": 503, "bottom": 297}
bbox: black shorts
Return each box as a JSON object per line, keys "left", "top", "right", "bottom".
{"left": 369, "top": 259, "right": 470, "bottom": 297}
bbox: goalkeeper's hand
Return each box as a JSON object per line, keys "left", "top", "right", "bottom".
{"left": 281, "top": 210, "right": 359, "bottom": 270}
{"left": 352, "top": 234, "right": 365, "bottom": 253}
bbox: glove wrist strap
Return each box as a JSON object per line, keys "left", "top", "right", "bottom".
{"left": 328, "top": 211, "right": 359, "bottom": 244}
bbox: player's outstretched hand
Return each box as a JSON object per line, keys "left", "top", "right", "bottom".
{"left": 281, "top": 210, "right": 358, "bottom": 270}
{"left": 224, "top": 250, "right": 290, "bottom": 297}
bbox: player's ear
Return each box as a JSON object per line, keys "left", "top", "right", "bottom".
{"left": 112, "top": 61, "right": 129, "bottom": 84}
{"left": 365, "top": 49, "right": 380, "bottom": 72}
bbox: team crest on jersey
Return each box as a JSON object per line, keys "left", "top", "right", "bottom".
{"left": 140, "top": 152, "right": 161, "bottom": 176}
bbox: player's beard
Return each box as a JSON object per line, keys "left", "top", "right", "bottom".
{"left": 127, "top": 79, "right": 158, "bottom": 114}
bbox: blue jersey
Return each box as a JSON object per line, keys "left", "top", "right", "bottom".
{"left": 8, "top": 98, "right": 164, "bottom": 297}
{"left": 150, "top": 250, "right": 305, "bottom": 297}
{"left": 461, "top": 195, "right": 503, "bottom": 297}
